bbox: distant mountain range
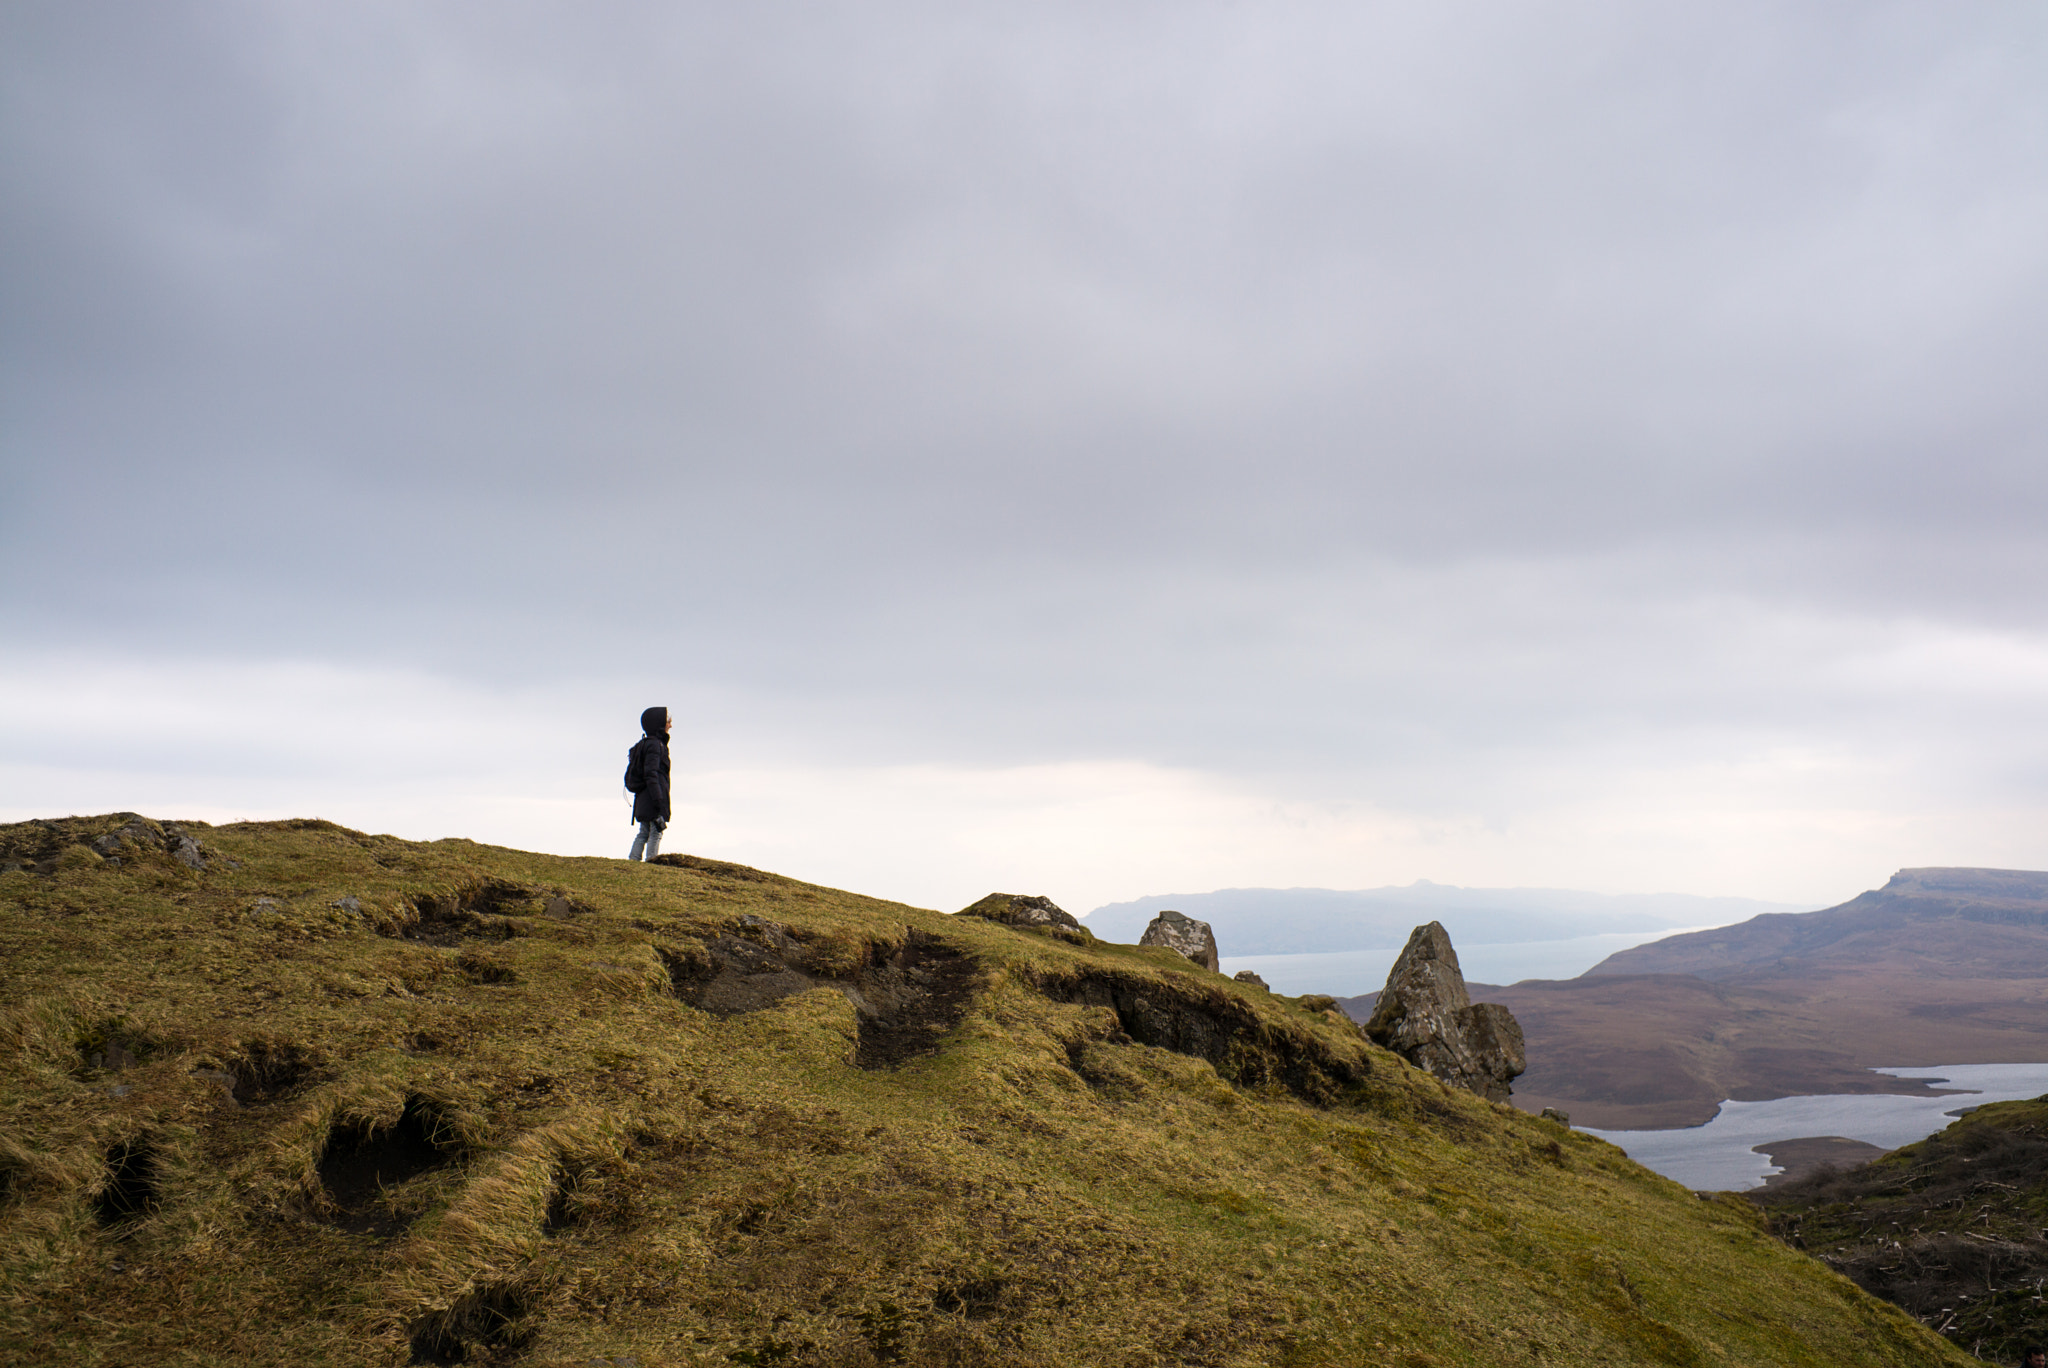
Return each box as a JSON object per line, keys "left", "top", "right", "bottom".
{"left": 1377, "top": 868, "right": 2048, "bottom": 1129}
{"left": 1083, "top": 882, "right": 1811, "bottom": 958}
{"left": 1586, "top": 866, "right": 2048, "bottom": 980}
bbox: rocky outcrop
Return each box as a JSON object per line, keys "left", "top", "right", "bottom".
{"left": 1140, "top": 910, "right": 1219, "bottom": 973}
{"left": 1363, "top": 922, "right": 1525, "bottom": 1103}
{"left": 1232, "top": 970, "right": 1269, "bottom": 990}
{"left": 957, "top": 893, "right": 1083, "bottom": 932}
{"left": 0, "top": 813, "right": 223, "bottom": 875}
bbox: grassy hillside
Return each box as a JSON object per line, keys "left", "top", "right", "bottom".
{"left": 1755, "top": 1096, "right": 2048, "bottom": 1362}
{"left": 0, "top": 815, "right": 1968, "bottom": 1367}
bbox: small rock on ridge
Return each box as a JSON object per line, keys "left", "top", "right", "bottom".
{"left": 1540, "top": 1107, "right": 1571, "bottom": 1127}
{"left": 1363, "top": 921, "right": 1525, "bottom": 1103}
{"left": 1140, "top": 910, "right": 1220, "bottom": 973}
{"left": 957, "top": 893, "right": 1082, "bottom": 931}
{"left": 1232, "top": 970, "right": 1269, "bottom": 990}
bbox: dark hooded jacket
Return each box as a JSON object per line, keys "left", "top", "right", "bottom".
{"left": 628, "top": 707, "right": 671, "bottom": 826}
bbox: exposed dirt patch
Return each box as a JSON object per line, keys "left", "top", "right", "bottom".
{"left": 538, "top": 894, "right": 591, "bottom": 919}
{"left": 225, "top": 1039, "right": 321, "bottom": 1104}
{"left": 384, "top": 882, "right": 532, "bottom": 946}
{"left": 658, "top": 920, "right": 981, "bottom": 1069}
{"left": 648, "top": 852, "right": 775, "bottom": 882}
{"left": 94, "top": 1139, "right": 160, "bottom": 1227}
{"left": 455, "top": 949, "right": 518, "bottom": 985}
{"left": 316, "top": 1096, "right": 463, "bottom": 1236}
{"left": 850, "top": 936, "right": 980, "bottom": 1068}
{"left": 543, "top": 1153, "right": 635, "bottom": 1235}
{"left": 541, "top": 1182, "right": 574, "bottom": 1236}
{"left": 73, "top": 1018, "right": 161, "bottom": 1078}
{"left": 194, "top": 1040, "right": 322, "bottom": 1108}
{"left": 407, "top": 1279, "right": 537, "bottom": 1365}
{"left": 460, "top": 881, "right": 546, "bottom": 917}
{"left": 661, "top": 922, "right": 816, "bottom": 1016}
{"left": 384, "top": 881, "right": 590, "bottom": 942}
{"left": 1038, "top": 970, "right": 1372, "bottom": 1107}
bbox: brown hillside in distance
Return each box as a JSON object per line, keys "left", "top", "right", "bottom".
{"left": 1343, "top": 870, "right": 2048, "bottom": 1129}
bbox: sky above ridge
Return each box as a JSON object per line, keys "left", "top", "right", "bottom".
{"left": 5, "top": 2, "right": 2048, "bottom": 915}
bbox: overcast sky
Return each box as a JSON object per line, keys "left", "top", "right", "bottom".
{"left": 5, "top": 2, "right": 2047, "bottom": 915}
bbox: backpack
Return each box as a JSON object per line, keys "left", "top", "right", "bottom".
{"left": 623, "top": 739, "right": 646, "bottom": 794}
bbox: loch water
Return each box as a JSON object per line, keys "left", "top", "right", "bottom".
{"left": 1581, "top": 1063, "right": 2048, "bottom": 1191}
{"left": 1218, "top": 928, "right": 1711, "bottom": 995}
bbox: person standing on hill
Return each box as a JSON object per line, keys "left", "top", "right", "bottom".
{"left": 624, "top": 706, "right": 671, "bottom": 861}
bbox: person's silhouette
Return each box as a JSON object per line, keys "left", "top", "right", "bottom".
{"left": 625, "top": 706, "right": 671, "bottom": 861}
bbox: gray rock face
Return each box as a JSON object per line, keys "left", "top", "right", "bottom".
{"left": 956, "top": 893, "right": 1082, "bottom": 931}
{"left": 1232, "top": 970, "right": 1269, "bottom": 990}
{"left": 1363, "top": 921, "right": 1526, "bottom": 1102}
{"left": 1140, "top": 909, "right": 1219, "bottom": 973}
{"left": 90, "top": 816, "right": 166, "bottom": 861}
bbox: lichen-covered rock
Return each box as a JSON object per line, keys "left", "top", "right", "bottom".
{"left": 1139, "top": 910, "right": 1219, "bottom": 973}
{"left": 1458, "top": 1002, "right": 1525, "bottom": 1102}
{"left": 957, "top": 893, "right": 1082, "bottom": 931}
{"left": 1363, "top": 921, "right": 1525, "bottom": 1103}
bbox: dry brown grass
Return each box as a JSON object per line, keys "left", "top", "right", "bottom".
{"left": 0, "top": 813, "right": 1970, "bottom": 1366}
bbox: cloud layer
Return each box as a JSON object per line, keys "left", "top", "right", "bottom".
{"left": 5, "top": 2, "right": 2046, "bottom": 910}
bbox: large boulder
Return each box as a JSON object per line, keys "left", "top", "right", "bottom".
{"left": 957, "top": 893, "right": 1083, "bottom": 932}
{"left": 1140, "top": 909, "right": 1220, "bottom": 973}
{"left": 1363, "top": 921, "right": 1525, "bottom": 1102}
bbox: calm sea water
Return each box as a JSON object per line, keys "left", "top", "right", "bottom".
{"left": 1218, "top": 928, "right": 1702, "bottom": 995}
{"left": 1581, "top": 1063, "right": 2048, "bottom": 1191}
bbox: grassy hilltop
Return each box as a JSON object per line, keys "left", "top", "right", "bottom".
{"left": 0, "top": 815, "right": 1968, "bottom": 1367}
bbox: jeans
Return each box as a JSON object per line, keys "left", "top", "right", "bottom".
{"left": 629, "top": 819, "right": 665, "bottom": 861}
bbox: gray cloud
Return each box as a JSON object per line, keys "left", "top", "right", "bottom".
{"left": 5, "top": 1, "right": 2048, "bottom": 877}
